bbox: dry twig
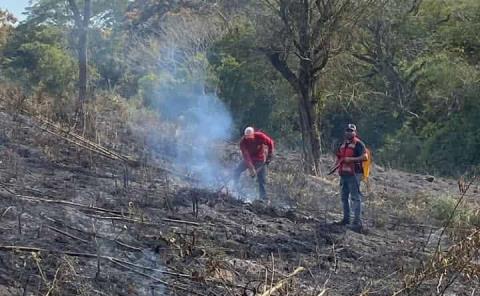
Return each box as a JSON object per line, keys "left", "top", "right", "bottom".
{"left": 260, "top": 267, "right": 305, "bottom": 296}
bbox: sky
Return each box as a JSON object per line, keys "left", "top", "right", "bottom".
{"left": 1, "top": 0, "right": 31, "bottom": 21}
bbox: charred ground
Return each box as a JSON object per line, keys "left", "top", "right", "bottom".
{"left": 0, "top": 108, "right": 478, "bottom": 296}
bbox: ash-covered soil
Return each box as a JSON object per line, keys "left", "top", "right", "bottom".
{"left": 0, "top": 110, "right": 478, "bottom": 296}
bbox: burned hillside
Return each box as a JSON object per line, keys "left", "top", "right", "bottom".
{"left": 0, "top": 102, "right": 478, "bottom": 296}
{"left": 2, "top": 1, "right": 480, "bottom": 295}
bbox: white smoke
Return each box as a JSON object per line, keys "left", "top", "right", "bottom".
{"left": 155, "top": 82, "right": 233, "bottom": 188}
{"left": 130, "top": 12, "right": 264, "bottom": 199}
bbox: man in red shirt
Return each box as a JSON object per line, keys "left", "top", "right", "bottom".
{"left": 233, "top": 127, "right": 275, "bottom": 201}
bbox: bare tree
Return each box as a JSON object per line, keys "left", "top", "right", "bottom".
{"left": 259, "top": 0, "right": 370, "bottom": 175}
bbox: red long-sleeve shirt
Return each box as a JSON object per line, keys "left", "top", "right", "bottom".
{"left": 239, "top": 131, "right": 275, "bottom": 169}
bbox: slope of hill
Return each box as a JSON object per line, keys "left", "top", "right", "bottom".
{"left": 0, "top": 109, "right": 478, "bottom": 296}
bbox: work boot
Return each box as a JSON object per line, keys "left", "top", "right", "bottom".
{"left": 334, "top": 219, "right": 350, "bottom": 226}
{"left": 349, "top": 221, "right": 363, "bottom": 233}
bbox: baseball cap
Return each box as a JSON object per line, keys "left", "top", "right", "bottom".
{"left": 345, "top": 123, "right": 357, "bottom": 132}
{"left": 244, "top": 127, "right": 255, "bottom": 138}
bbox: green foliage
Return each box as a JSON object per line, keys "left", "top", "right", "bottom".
{"left": 424, "top": 0, "right": 480, "bottom": 64}
{"left": 421, "top": 91, "right": 480, "bottom": 175}
{"left": 377, "top": 51, "right": 480, "bottom": 175}
{"left": 0, "top": 9, "right": 16, "bottom": 47}
{"left": 430, "top": 195, "right": 480, "bottom": 227}
{"left": 316, "top": 53, "right": 404, "bottom": 151}
{"left": 1, "top": 24, "right": 76, "bottom": 95}
{"left": 209, "top": 22, "right": 299, "bottom": 145}
{"left": 25, "top": 0, "right": 130, "bottom": 27}
{"left": 318, "top": 0, "right": 480, "bottom": 176}
{"left": 135, "top": 51, "right": 217, "bottom": 110}
{"left": 0, "top": 10, "right": 17, "bottom": 81}
{"left": 378, "top": 124, "right": 424, "bottom": 171}
{"left": 88, "top": 29, "right": 128, "bottom": 91}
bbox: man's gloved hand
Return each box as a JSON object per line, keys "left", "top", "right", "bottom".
{"left": 265, "top": 154, "right": 273, "bottom": 165}
{"left": 248, "top": 167, "right": 257, "bottom": 178}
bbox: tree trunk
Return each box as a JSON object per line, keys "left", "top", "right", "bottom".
{"left": 266, "top": 52, "right": 322, "bottom": 175}
{"left": 78, "top": 28, "right": 87, "bottom": 103}
{"left": 78, "top": 0, "right": 91, "bottom": 103}
{"left": 296, "top": 0, "right": 322, "bottom": 175}
{"left": 298, "top": 84, "right": 321, "bottom": 175}
{"left": 68, "top": 0, "right": 91, "bottom": 105}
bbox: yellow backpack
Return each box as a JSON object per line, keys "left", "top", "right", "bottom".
{"left": 362, "top": 148, "right": 372, "bottom": 182}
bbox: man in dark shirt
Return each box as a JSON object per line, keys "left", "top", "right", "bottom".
{"left": 335, "top": 124, "right": 367, "bottom": 231}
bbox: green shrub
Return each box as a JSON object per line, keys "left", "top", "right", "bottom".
{"left": 430, "top": 195, "right": 479, "bottom": 226}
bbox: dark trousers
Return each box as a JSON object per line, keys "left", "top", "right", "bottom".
{"left": 234, "top": 161, "right": 267, "bottom": 200}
